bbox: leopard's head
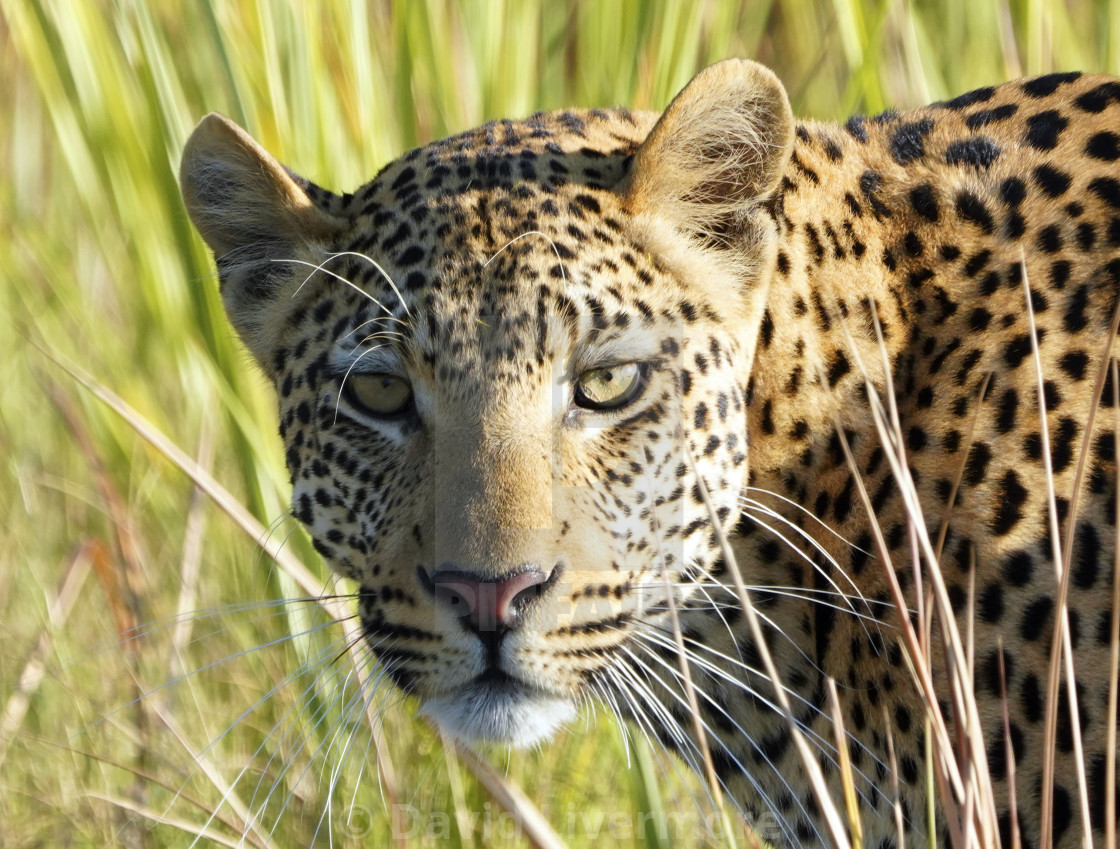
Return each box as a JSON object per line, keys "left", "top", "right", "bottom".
{"left": 180, "top": 60, "right": 793, "bottom": 746}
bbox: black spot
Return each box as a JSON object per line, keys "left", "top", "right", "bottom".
{"left": 964, "top": 249, "right": 992, "bottom": 277}
{"left": 909, "top": 184, "right": 940, "bottom": 221}
{"left": 956, "top": 191, "right": 995, "bottom": 233}
{"left": 759, "top": 310, "right": 774, "bottom": 348}
{"left": 397, "top": 244, "right": 424, "bottom": 266}
{"left": 694, "top": 403, "right": 708, "bottom": 429}
{"left": 1076, "top": 81, "right": 1120, "bottom": 113}
{"left": 991, "top": 470, "right": 1028, "bottom": 535}
{"left": 573, "top": 193, "right": 601, "bottom": 213}
{"left": 1076, "top": 221, "right": 1097, "bottom": 251}
{"left": 968, "top": 307, "right": 991, "bottom": 331}
{"left": 1004, "top": 261, "right": 1025, "bottom": 290}
{"left": 1005, "top": 211, "right": 1026, "bottom": 239}
{"left": 908, "top": 268, "right": 934, "bottom": 288}
{"left": 946, "top": 136, "right": 1000, "bottom": 168}
{"left": 964, "top": 442, "right": 992, "bottom": 486}
{"left": 390, "top": 165, "right": 417, "bottom": 190}
{"left": 1003, "top": 334, "right": 1033, "bottom": 369}
{"left": 1037, "top": 223, "right": 1063, "bottom": 253}
{"left": 1063, "top": 284, "right": 1090, "bottom": 333}
{"left": 1050, "top": 259, "right": 1071, "bottom": 289}
{"left": 979, "top": 583, "right": 1003, "bottom": 622}
{"left": 995, "top": 388, "right": 1018, "bottom": 433}
{"left": 907, "top": 426, "right": 927, "bottom": 451}
{"left": 760, "top": 399, "right": 774, "bottom": 434}
{"left": 1021, "top": 596, "right": 1053, "bottom": 641}
{"left": 987, "top": 722, "right": 1025, "bottom": 781}
{"left": 776, "top": 251, "right": 791, "bottom": 276}
{"left": 1024, "top": 432, "right": 1043, "bottom": 460}
{"left": 1002, "top": 550, "right": 1034, "bottom": 586}
{"left": 828, "top": 351, "right": 851, "bottom": 386}
{"left": 1021, "top": 71, "right": 1081, "bottom": 97}
{"left": 890, "top": 119, "right": 935, "bottom": 164}
{"left": 966, "top": 103, "right": 1018, "bottom": 129}
{"left": 1059, "top": 350, "right": 1088, "bottom": 381}
{"left": 1073, "top": 521, "right": 1101, "bottom": 588}
{"left": 1051, "top": 415, "right": 1076, "bottom": 471}
{"left": 1033, "top": 164, "right": 1071, "bottom": 198}
{"left": 904, "top": 231, "right": 923, "bottom": 257}
{"left": 845, "top": 115, "right": 869, "bottom": 143}
{"left": 956, "top": 348, "right": 982, "bottom": 385}
{"left": 1000, "top": 177, "right": 1026, "bottom": 207}
{"left": 860, "top": 170, "right": 892, "bottom": 217}
{"left": 1095, "top": 431, "right": 1116, "bottom": 462}
{"left": 1021, "top": 674, "right": 1044, "bottom": 722}
{"left": 1086, "top": 130, "right": 1120, "bottom": 160}
{"left": 1089, "top": 176, "right": 1120, "bottom": 208}
{"left": 1051, "top": 785, "right": 1072, "bottom": 844}
{"left": 943, "top": 430, "right": 961, "bottom": 453}
{"left": 1090, "top": 753, "right": 1120, "bottom": 828}
{"left": 1024, "top": 110, "right": 1068, "bottom": 150}
{"left": 943, "top": 86, "right": 995, "bottom": 109}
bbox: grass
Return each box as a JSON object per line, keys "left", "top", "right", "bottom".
{"left": 1, "top": 0, "right": 1119, "bottom": 846}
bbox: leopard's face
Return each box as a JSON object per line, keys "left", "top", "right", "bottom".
{"left": 181, "top": 60, "right": 791, "bottom": 749}
{"left": 274, "top": 161, "right": 754, "bottom": 746}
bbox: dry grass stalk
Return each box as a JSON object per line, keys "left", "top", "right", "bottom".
{"left": 687, "top": 448, "right": 852, "bottom": 849}
{"left": 1021, "top": 255, "right": 1113, "bottom": 849}
{"left": 1107, "top": 358, "right": 1120, "bottom": 849}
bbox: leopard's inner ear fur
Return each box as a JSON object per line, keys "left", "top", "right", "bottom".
{"left": 179, "top": 113, "right": 347, "bottom": 369}
{"left": 625, "top": 59, "right": 794, "bottom": 240}
{"left": 623, "top": 59, "right": 793, "bottom": 348}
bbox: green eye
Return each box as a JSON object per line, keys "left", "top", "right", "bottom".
{"left": 344, "top": 373, "right": 414, "bottom": 417}
{"left": 574, "top": 363, "right": 648, "bottom": 411}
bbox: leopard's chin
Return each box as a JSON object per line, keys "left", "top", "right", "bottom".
{"left": 419, "top": 671, "right": 576, "bottom": 748}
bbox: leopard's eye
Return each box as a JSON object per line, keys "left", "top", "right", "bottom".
{"left": 344, "top": 373, "right": 414, "bottom": 417}
{"left": 574, "top": 362, "right": 648, "bottom": 411}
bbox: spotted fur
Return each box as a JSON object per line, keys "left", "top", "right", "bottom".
{"left": 181, "top": 61, "right": 1120, "bottom": 847}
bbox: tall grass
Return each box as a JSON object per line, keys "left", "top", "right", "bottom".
{"left": 1, "top": 0, "right": 1117, "bottom": 846}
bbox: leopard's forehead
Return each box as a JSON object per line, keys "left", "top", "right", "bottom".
{"left": 320, "top": 108, "right": 704, "bottom": 384}
{"left": 339, "top": 109, "right": 659, "bottom": 261}
{"left": 361, "top": 108, "right": 658, "bottom": 198}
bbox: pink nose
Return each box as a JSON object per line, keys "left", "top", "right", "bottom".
{"left": 423, "top": 566, "right": 555, "bottom": 634}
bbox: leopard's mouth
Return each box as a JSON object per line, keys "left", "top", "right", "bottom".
{"left": 419, "top": 669, "right": 576, "bottom": 748}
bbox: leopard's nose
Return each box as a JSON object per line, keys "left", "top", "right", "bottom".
{"left": 419, "top": 565, "right": 560, "bottom": 634}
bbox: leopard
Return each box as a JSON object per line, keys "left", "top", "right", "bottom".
{"left": 180, "top": 59, "right": 1120, "bottom": 847}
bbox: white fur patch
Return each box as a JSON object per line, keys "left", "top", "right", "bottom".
{"left": 420, "top": 681, "right": 576, "bottom": 749}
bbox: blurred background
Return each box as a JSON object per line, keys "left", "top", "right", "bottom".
{"left": 1, "top": 1, "right": 1117, "bottom": 846}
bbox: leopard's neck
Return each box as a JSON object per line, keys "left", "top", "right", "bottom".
{"left": 746, "top": 118, "right": 920, "bottom": 480}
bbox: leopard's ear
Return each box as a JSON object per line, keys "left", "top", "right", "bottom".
{"left": 180, "top": 114, "right": 346, "bottom": 366}
{"left": 180, "top": 113, "right": 343, "bottom": 257}
{"left": 626, "top": 60, "right": 793, "bottom": 239}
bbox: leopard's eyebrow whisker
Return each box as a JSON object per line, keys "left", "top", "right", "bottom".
{"left": 278, "top": 256, "right": 408, "bottom": 323}
{"left": 324, "top": 251, "right": 414, "bottom": 319}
